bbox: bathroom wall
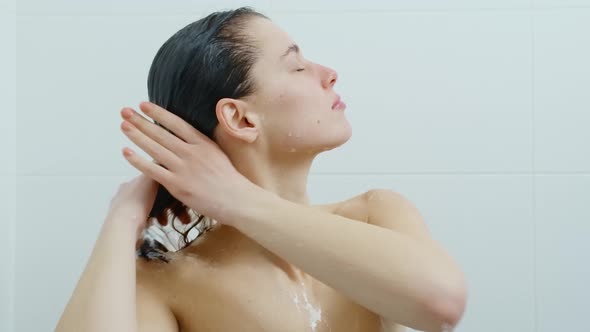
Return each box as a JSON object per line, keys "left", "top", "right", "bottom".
{"left": 1, "top": 0, "right": 16, "bottom": 331}
{"left": 9, "top": 0, "right": 590, "bottom": 331}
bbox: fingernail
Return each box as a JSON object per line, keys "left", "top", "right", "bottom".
{"left": 123, "top": 147, "right": 134, "bottom": 157}
{"left": 140, "top": 101, "right": 151, "bottom": 111}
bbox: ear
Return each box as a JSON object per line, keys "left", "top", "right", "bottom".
{"left": 215, "top": 98, "right": 260, "bottom": 143}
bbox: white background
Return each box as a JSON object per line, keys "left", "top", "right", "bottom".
{"left": 2, "top": 0, "right": 589, "bottom": 331}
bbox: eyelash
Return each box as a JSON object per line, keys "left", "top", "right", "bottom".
{"left": 296, "top": 68, "right": 305, "bottom": 72}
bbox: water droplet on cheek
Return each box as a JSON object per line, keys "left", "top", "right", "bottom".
{"left": 288, "top": 132, "right": 293, "bottom": 137}
{"left": 289, "top": 148, "right": 297, "bottom": 152}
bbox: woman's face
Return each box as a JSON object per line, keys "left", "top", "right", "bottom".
{"left": 242, "top": 17, "right": 352, "bottom": 156}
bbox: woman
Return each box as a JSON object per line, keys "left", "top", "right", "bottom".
{"left": 55, "top": 7, "right": 466, "bottom": 332}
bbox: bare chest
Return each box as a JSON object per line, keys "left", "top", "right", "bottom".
{"left": 145, "top": 194, "right": 404, "bottom": 332}
{"left": 168, "top": 262, "right": 386, "bottom": 332}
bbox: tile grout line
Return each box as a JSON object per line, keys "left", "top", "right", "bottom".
{"left": 10, "top": 178, "right": 16, "bottom": 332}
{"left": 10, "top": 7, "right": 16, "bottom": 331}
{"left": 531, "top": 7, "right": 538, "bottom": 332}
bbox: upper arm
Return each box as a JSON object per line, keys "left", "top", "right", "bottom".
{"left": 364, "top": 188, "right": 432, "bottom": 242}
{"left": 136, "top": 274, "right": 179, "bottom": 332}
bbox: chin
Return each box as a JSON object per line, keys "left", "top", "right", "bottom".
{"left": 335, "top": 123, "right": 353, "bottom": 143}
{"left": 318, "top": 127, "right": 353, "bottom": 152}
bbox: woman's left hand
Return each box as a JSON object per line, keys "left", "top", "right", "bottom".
{"left": 119, "top": 101, "right": 257, "bottom": 225}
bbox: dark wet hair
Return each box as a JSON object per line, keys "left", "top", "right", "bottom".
{"left": 136, "top": 6, "right": 269, "bottom": 263}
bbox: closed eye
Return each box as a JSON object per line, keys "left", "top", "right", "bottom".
{"left": 296, "top": 68, "right": 305, "bottom": 72}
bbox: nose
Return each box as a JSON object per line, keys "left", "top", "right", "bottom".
{"left": 320, "top": 65, "right": 338, "bottom": 89}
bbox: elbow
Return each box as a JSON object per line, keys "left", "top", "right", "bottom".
{"left": 426, "top": 281, "right": 469, "bottom": 331}
{"left": 380, "top": 280, "right": 468, "bottom": 332}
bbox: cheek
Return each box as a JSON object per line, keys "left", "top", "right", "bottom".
{"left": 276, "top": 89, "right": 318, "bottom": 116}
{"left": 277, "top": 90, "right": 298, "bottom": 107}
{"left": 265, "top": 85, "right": 324, "bottom": 130}
{"left": 275, "top": 81, "right": 313, "bottom": 105}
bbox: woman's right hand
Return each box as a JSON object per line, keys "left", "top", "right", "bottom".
{"left": 106, "top": 173, "right": 159, "bottom": 237}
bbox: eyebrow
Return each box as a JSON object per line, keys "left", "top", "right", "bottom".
{"left": 280, "top": 43, "right": 300, "bottom": 60}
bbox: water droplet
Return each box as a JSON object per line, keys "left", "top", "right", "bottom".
{"left": 288, "top": 131, "right": 293, "bottom": 137}
{"left": 289, "top": 148, "right": 297, "bottom": 152}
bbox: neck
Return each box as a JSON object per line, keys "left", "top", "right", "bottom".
{"left": 196, "top": 134, "right": 322, "bottom": 279}
{"left": 226, "top": 146, "right": 318, "bottom": 206}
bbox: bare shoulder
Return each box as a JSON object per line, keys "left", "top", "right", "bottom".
{"left": 312, "top": 191, "right": 370, "bottom": 223}
{"left": 362, "top": 188, "right": 433, "bottom": 241}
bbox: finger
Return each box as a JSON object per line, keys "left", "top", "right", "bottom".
{"left": 122, "top": 147, "right": 174, "bottom": 187}
{"left": 121, "top": 107, "right": 188, "bottom": 159}
{"left": 138, "top": 101, "right": 212, "bottom": 145}
{"left": 121, "top": 120, "right": 182, "bottom": 171}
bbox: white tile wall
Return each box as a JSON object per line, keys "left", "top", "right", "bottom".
{"left": 0, "top": 0, "right": 15, "bottom": 14}
{"left": 15, "top": 175, "right": 129, "bottom": 331}
{"left": 1, "top": 3, "right": 15, "bottom": 332}
{"left": 16, "top": 15, "right": 206, "bottom": 176}
{"left": 13, "top": 2, "right": 590, "bottom": 332}
{"left": 1, "top": 13, "right": 15, "bottom": 175}
{"left": 533, "top": 9, "right": 590, "bottom": 172}
{"left": 535, "top": 176, "right": 590, "bottom": 332}
{"left": 0, "top": 176, "right": 15, "bottom": 332}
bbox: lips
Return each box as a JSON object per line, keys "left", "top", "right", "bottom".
{"left": 332, "top": 95, "right": 341, "bottom": 109}
{"left": 332, "top": 95, "right": 346, "bottom": 110}
{"left": 332, "top": 95, "right": 346, "bottom": 111}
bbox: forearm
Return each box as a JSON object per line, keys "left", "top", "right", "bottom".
{"left": 230, "top": 190, "right": 462, "bottom": 332}
{"left": 55, "top": 214, "right": 138, "bottom": 332}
